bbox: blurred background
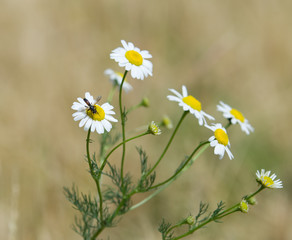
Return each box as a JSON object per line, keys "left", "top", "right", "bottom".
{"left": 1, "top": 0, "right": 292, "bottom": 239}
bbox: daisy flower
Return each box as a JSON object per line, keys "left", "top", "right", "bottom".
{"left": 148, "top": 121, "right": 161, "bottom": 136}
{"left": 71, "top": 92, "right": 118, "bottom": 134}
{"left": 167, "top": 85, "right": 214, "bottom": 126}
{"left": 256, "top": 169, "right": 283, "bottom": 189}
{"left": 104, "top": 68, "right": 133, "bottom": 93}
{"left": 217, "top": 101, "right": 254, "bottom": 135}
{"left": 110, "top": 40, "right": 153, "bottom": 80}
{"left": 206, "top": 123, "right": 234, "bottom": 160}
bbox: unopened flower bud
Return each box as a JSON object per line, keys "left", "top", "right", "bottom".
{"left": 186, "top": 216, "right": 194, "bottom": 225}
{"left": 161, "top": 115, "right": 173, "bottom": 129}
{"left": 141, "top": 97, "right": 150, "bottom": 107}
{"left": 247, "top": 197, "right": 257, "bottom": 205}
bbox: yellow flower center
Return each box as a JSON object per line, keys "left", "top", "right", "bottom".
{"left": 262, "top": 176, "right": 274, "bottom": 187}
{"left": 125, "top": 50, "right": 143, "bottom": 66}
{"left": 86, "top": 105, "right": 105, "bottom": 121}
{"left": 182, "top": 96, "right": 202, "bottom": 111}
{"left": 240, "top": 200, "right": 249, "bottom": 213}
{"left": 214, "top": 129, "right": 229, "bottom": 146}
{"left": 230, "top": 108, "right": 245, "bottom": 123}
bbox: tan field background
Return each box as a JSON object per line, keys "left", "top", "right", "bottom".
{"left": 1, "top": 0, "right": 292, "bottom": 239}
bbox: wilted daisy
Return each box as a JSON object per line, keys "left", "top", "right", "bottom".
{"left": 104, "top": 68, "right": 133, "bottom": 93}
{"left": 72, "top": 92, "right": 118, "bottom": 134}
{"left": 256, "top": 169, "right": 283, "bottom": 189}
{"left": 167, "top": 85, "right": 214, "bottom": 126}
{"left": 206, "top": 123, "right": 234, "bottom": 160}
{"left": 148, "top": 121, "right": 161, "bottom": 136}
{"left": 217, "top": 101, "right": 254, "bottom": 135}
{"left": 110, "top": 40, "right": 153, "bottom": 80}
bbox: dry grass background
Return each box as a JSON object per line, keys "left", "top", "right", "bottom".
{"left": 1, "top": 0, "right": 292, "bottom": 239}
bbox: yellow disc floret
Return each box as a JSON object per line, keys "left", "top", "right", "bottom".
{"left": 214, "top": 129, "right": 229, "bottom": 146}
{"left": 239, "top": 199, "right": 249, "bottom": 213}
{"left": 182, "top": 96, "right": 202, "bottom": 111}
{"left": 230, "top": 108, "right": 245, "bottom": 123}
{"left": 125, "top": 50, "right": 143, "bottom": 66}
{"left": 87, "top": 105, "right": 105, "bottom": 121}
{"left": 262, "top": 176, "right": 274, "bottom": 188}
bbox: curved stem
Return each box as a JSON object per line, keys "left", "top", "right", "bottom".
{"left": 99, "top": 132, "right": 149, "bottom": 175}
{"left": 107, "top": 84, "right": 117, "bottom": 103}
{"left": 130, "top": 143, "right": 210, "bottom": 210}
{"left": 172, "top": 186, "right": 266, "bottom": 240}
{"left": 146, "top": 111, "right": 188, "bottom": 177}
{"left": 150, "top": 141, "right": 210, "bottom": 190}
{"left": 225, "top": 121, "right": 232, "bottom": 129}
{"left": 119, "top": 70, "right": 128, "bottom": 187}
{"left": 86, "top": 129, "right": 104, "bottom": 231}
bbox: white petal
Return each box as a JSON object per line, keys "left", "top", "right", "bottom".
{"left": 121, "top": 40, "right": 128, "bottom": 49}
{"left": 90, "top": 121, "right": 96, "bottom": 132}
{"left": 104, "top": 68, "right": 114, "bottom": 75}
{"left": 167, "top": 95, "right": 182, "bottom": 103}
{"left": 73, "top": 112, "right": 86, "bottom": 121}
{"left": 225, "top": 147, "right": 234, "bottom": 160}
{"left": 210, "top": 139, "right": 218, "bottom": 147}
{"left": 168, "top": 88, "right": 183, "bottom": 99}
{"left": 84, "top": 118, "right": 92, "bottom": 131}
{"left": 202, "top": 111, "right": 215, "bottom": 120}
{"left": 95, "top": 121, "right": 104, "bottom": 134}
{"left": 105, "top": 115, "right": 118, "bottom": 122}
{"left": 101, "top": 119, "right": 112, "bottom": 132}
{"left": 182, "top": 85, "right": 188, "bottom": 97}
{"left": 79, "top": 116, "right": 89, "bottom": 127}
{"left": 214, "top": 144, "right": 224, "bottom": 156}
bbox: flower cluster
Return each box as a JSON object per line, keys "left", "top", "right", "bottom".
{"left": 71, "top": 40, "right": 257, "bottom": 161}
{"left": 68, "top": 39, "right": 283, "bottom": 240}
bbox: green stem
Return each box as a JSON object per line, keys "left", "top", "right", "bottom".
{"left": 86, "top": 129, "right": 104, "bottom": 235}
{"left": 225, "top": 121, "right": 232, "bottom": 129}
{"left": 90, "top": 226, "right": 105, "bottom": 240}
{"left": 99, "top": 132, "right": 149, "bottom": 176}
{"left": 126, "top": 102, "right": 142, "bottom": 114}
{"left": 119, "top": 70, "right": 128, "bottom": 187}
{"left": 130, "top": 143, "right": 210, "bottom": 211}
{"left": 149, "top": 141, "right": 210, "bottom": 190}
{"left": 107, "top": 84, "right": 117, "bottom": 103}
{"left": 165, "top": 221, "right": 186, "bottom": 236}
{"left": 99, "top": 85, "right": 118, "bottom": 165}
{"left": 146, "top": 111, "right": 188, "bottom": 177}
{"left": 172, "top": 186, "right": 266, "bottom": 240}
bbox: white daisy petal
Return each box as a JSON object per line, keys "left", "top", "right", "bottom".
{"left": 105, "top": 115, "right": 118, "bottom": 122}
{"left": 182, "top": 85, "right": 188, "bottom": 97}
{"left": 79, "top": 116, "right": 89, "bottom": 127}
{"left": 101, "top": 119, "right": 112, "bottom": 132}
{"left": 168, "top": 88, "right": 183, "bottom": 98}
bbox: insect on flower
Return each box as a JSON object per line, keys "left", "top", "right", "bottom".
{"left": 83, "top": 96, "right": 102, "bottom": 114}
